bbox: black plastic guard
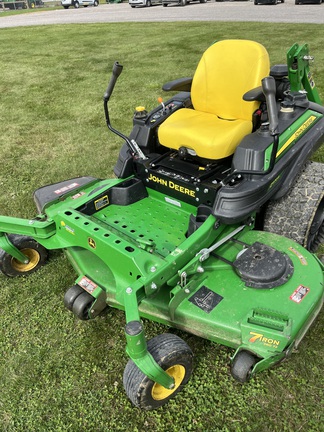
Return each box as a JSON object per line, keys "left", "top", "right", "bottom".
{"left": 33, "top": 177, "right": 98, "bottom": 213}
{"left": 213, "top": 112, "right": 324, "bottom": 224}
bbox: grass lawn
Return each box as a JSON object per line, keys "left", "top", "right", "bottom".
{"left": 0, "top": 22, "right": 323, "bottom": 432}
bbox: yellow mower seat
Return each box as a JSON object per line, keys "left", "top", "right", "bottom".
{"left": 158, "top": 40, "right": 270, "bottom": 160}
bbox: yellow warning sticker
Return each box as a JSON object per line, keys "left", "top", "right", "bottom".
{"left": 94, "top": 195, "right": 109, "bottom": 211}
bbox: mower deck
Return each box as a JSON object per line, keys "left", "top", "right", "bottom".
{"left": 48, "top": 178, "right": 323, "bottom": 375}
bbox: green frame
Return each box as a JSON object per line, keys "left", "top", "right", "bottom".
{"left": 0, "top": 42, "right": 323, "bottom": 392}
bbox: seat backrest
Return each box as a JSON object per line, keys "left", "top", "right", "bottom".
{"left": 191, "top": 40, "right": 270, "bottom": 121}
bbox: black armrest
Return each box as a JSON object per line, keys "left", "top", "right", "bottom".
{"left": 162, "top": 77, "right": 193, "bottom": 92}
{"left": 243, "top": 86, "right": 265, "bottom": 102}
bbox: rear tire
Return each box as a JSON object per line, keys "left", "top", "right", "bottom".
{"left": 263, "top": 161, "right": 324, "bottom": 252}
{"left": 123, "top": 333, "right": 193, "bottom": 410}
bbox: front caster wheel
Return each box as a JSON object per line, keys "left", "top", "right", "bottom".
{"left": 123, "top": 333, "right": 193, "bottom": 410}
{"left": 64, "top": 284, "right": 85, "bottom": 311}
{"left": 231, "top": 350, "right": 257, "bottom": 383}
{"left": 72, "top": 291, "right": 94, "bottom": 320}
{"left": 0, "top": 235, "right": 48, "bottom": 277}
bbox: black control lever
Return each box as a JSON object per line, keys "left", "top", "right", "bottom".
{"left": 262, "top": 76, "right": 279, "bottom": 136}
{"left": 103, "top": 61, "right": 123, "bottom": 102}
{"left": 103, "top": 62, "right": 147, "bottom": 160}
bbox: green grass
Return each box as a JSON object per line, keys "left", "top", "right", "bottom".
{"left": 0, "top": 22, "right": 323, "bottom": 432}
{"left": 0, "top": 0, "right": 107, "bottom": 15}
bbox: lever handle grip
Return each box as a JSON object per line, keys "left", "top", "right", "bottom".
{"left": 262, "top": 76, "right": 279, "bottom": 135}
{"left": 104, "top": 61, "right": 123, "bottom": 101}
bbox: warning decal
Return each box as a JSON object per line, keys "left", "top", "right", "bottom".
{"left": 78, "top": 276, "right": 97, "bottom": 294}
{"left": 54, "top": 182, "right": 79, "bottom": 195}
{"left": 95, "top": 195, "right": 109, "bottom": 211}
{"left": 290, "top": 285, "right": 310, "bottom": 303}
{"left": 189, "top": 286, "right": 223, "bottom": 314}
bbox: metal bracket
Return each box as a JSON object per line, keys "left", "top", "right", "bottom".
{"left": 0, "top": 234, "right": 29, "bottom": 264}
{"left": 180, "top": 271, "right": 187, "bottom": 288}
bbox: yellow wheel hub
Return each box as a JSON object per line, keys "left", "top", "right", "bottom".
{"left": 151, "top": 364, "right": 185, "bottom": 401}
{"left": 11, "top": 248, "right": 40, "bottom": 273}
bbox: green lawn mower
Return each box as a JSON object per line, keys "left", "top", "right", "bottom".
{"left": 0, "top": 40, "right": 323, "bottom": 410}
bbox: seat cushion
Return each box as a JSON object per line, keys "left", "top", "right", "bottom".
{"left": 158, "top": 39, "right": 270, "bottom": 160}
{"left": 158, "top": 108, "right": 253, "bottom": 159}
